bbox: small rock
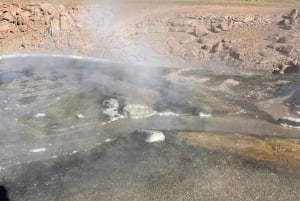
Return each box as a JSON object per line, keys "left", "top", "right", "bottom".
{"left": 39, "top": 3, "right": 51, "bottom": 15}
{"left": 288, "top": 9, "right": 298, "bottom": 20}
{"left": 169, "top": 26, "right": 190, "bottom": 33}
{"left": 273, "top": 61, "right": 299, "bottom": 74}
{"left": 211, "top": 24, "right": 221, "bottom": 33}
{"left": 229, "top": 48, "right": 241, "bottom": 60}
{"left": 197, "top": 36, "right": 209, "bottom": 44}
{"left": 193, "top": 24, "right": 209, "bottom": 37}
{"left": 19, "top": 24, "right": 29, "bottom": 32}
{"left": 1, "top": 12, "right": 14, "bottom": 22}
{"left": 49, "top": 17, "right": 60, "bottom": 36}
{"left": 283, "top": 19, "right": 292, "bottom": 30}
{"left": 102, "top": 98, "right": 124, "bottom": 121}
{"left": 34, "top": 113, "right": 46, "bottom": 118}
{"left": 103, "top": 98, "right": 119, "bottom": 109}
{"left": 220, "top": 19, "right": 234, "bottom": 31}
{"left": 210, "top": 42, "right": 222, "bottom": 53}
{"left": 277, "top": 36, "right": 287, "bottom": 43}
{"left": 201, "top": 44, "right": 212, "bottom": 51}
{"left": 123, "top": 104, "right": 157, "bottom": 119}
{"left": 279, "top": 116, "right": 300, "bottom": 129}
{"left": 169, "top": 16, "right": 185, "bottom": 26}
{"left": 199, "top": 112, "right": 212, "bottom": 118}
{"left": 16, "top": 16, "right": 30, "bottom": 26}
{"left": 76, "top": 114, "right": 84, "bottom": 119}
{"left": 276, "top": 45, "right": 293, "bottom": 55}
{"left": 137, "top": 130, "right": 165, "bottom": 143}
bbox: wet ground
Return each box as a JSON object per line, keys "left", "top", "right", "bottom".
{"left": 0, "top": 55, "right": 300, "bottom": 201}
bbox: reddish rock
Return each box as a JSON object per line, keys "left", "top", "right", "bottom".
{"left": 8, "top": 5, "right": 18, "bottom": 16}
{"left": 19, "top": 24, "right": 29, "bottom": 32}
{"left": 39, "top": 3, "right": 53, "bottom": 15}
{"left": 0, "top": 23, "right": 17, "bottom": 38}
{"left": 1, "top": 12, "right": 14, "bottom": 22}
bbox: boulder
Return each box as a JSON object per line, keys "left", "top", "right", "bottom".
{"left": 288, "top": 9, "right": 298, "bottom": 20}
{"left": 197, "top": 36, "right": 209, "bottom": 44}
{"left": 276, "top": 45, "right": 293, "bottom": 55}
{"left": 169, "top": 16, "right": 192, "bottom": 26}
{"left": 135, "top": 130, "right": 165, "bottom": 143}
{"left": 123, "top": 104, "right": 157, "bottom": 119}
{"left": 279, "top": 116, "right": 300, "bottom": 129}
{"left": 273, "top": 60, "right": 299, "bottom": 74}
{"left": 277, "top": 36, "right": 287, "bottom": 43}
{"left": 220, "top": 19, "right": 234, "bottom": 31}
{"left": 229, "top": 48, "right": 241, "bottom": 60}
{"left": 102, "top": 98, "right": 124, "bottom": 121}
{"left": 193, "top": 24, "right": 209, "bottom": 37}
{"left": 16, "top": 16, "right": 30, "bottom": 26}
{"left": 211, "top": 24, "right": 221, "bottom": 33}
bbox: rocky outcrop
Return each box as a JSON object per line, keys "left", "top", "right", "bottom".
{"left": 0, "top": 3, "right": 78, "bottom": 49}
{"left": 220, "top": 19, "right": 234, "bottom": 31}
{"left": 279, "top": 9, "right": 299, "bottom": 29}
{"left": 273, "top": 60, "right": 300, "bottom": 74}
{"left": 193, "top": 24, "right": 209, "bottom": 37}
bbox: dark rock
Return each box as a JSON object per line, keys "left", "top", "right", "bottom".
{"left": 211, "top": 24, "right": 221, "bottom": 33}
{"left": 288, "top": 9, "right": 298, "bottom": 20}
{"left": 277, "top": 36, "right": 287, "bottom": 43}
{"left": 201, "top": 44, "right": 211, "bottom": 51}
{"left": 210, "top": 42, "right": 222, "bottom": 53}
{"left": 276, "top": 45, "right": 293, "bottom": 55}
{"left": 197, "top": 36, "right": 210, "bottom": 44}
{"left": 229, "top": 48, "right": 241, "bottom": 60}
{"left": 273, "top": 60, "right": 299, "bottom": 74}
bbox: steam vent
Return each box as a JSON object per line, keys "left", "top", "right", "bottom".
{"left": 0, "top": 55, "right": 300, "bottom": 201}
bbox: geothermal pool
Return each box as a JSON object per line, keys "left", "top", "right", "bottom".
{"left": 0, "top": 55, "right": 300, "bottom": 201}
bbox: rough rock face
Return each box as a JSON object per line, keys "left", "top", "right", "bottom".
{"left": 220, "top": 19, "right": 234, "bottom": 31}
{"left": 102, "top": 98, "right": 125, "bottom": 121}
{"left": 0, "top": 3, "right": 82, "bottom": 51}
{"left": 193, "top": 24, "right": 209, "bottom": 37}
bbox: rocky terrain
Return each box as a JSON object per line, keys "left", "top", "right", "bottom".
{"left": 1, "top": 3, "right": 300, "bottom": 73}
{"left": 0, "top": 3, "right": 88, "bottom": 54}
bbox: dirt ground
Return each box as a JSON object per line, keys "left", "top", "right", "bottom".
{"left": 0, "top": 1, "right": 300, "bottom": 73}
